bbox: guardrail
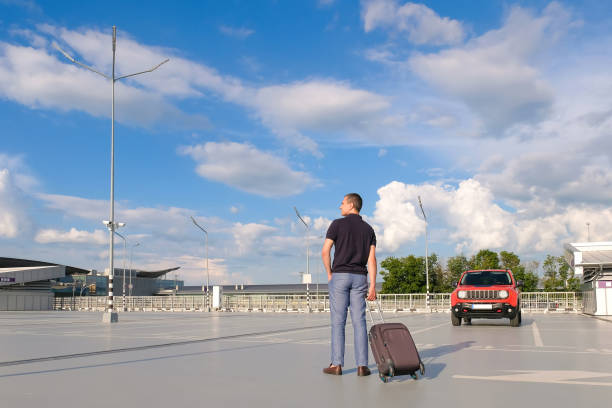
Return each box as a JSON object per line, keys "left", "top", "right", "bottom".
{"left": 53, "top": 292, "right": 581, "bottom": 313}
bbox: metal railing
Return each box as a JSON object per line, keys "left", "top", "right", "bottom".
{"left": 53, "top": 292, "right": 581, "bottom": 313}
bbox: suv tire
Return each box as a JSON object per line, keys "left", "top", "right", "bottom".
{"left": 451, "top": 313, "right": 462, "bottom": 326}
{"left": 510, "top": 310, "right": 521, "bottom": 327}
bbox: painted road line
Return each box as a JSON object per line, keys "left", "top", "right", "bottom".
{"left": 454, "top": 370, "right": 612, "bottom": 387}
{"left": 411, "top": 322, "right": 449, "bottom": 334}
{"left": 532, "top": 321, "right": 544, "bottom": 347}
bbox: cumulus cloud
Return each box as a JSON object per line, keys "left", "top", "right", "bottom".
{"left": 180, "top": 142, "right": 316, "bottom": 197}
{"left": 253, "top": 80, "right": 390, "bottom": 154}
{"left": 408, "top": 4, "right": 573, "bottom": 133}
{"left": 35, "top": 228, "right": 107, "bottom": 245}
{"left": 371, "top": 178, "right": 612, "bottom": 255}
{"left": 362, "top": 0, "right": 465, "bottom": 45}
{"left": 232, "top": 222, "right": 277, "bottom": 255}
{"left": 370, "top": 181, "right": 426, "bottom": 251}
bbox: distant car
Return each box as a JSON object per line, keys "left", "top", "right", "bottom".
{"left": 450, "top": 269, "right": 522, "bottom": 327}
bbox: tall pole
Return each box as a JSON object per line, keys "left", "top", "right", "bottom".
{"left": 586, "top": 222, "right": 591, "bottom": 242}
{"left": 109, "top": 26, "right": 116, "bottom": 319}
{"left": 54, "top": 26, "right": 169, "bottom": 323}
{"left": 294, "top": 207, "right": 311, "bottom": 313}
{"left": 418, "top": 196, "right": 429, "bottom": 311}
{"left": 191, "top": 216, "right": 210, "bottom": 312}
{"left": 114, "top": 230, "right": 127, "bottom": 311}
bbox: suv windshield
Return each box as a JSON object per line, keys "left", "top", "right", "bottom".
{"left": 461, "top": 271, "right": 512, "bottom": 286}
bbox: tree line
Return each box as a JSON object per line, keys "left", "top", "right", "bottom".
{"left": 380, "top": 249, "right": 581, "bottom": 294}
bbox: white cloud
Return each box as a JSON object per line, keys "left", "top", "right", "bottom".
{"left": 0, "top": 41, "right": 210, "bottom": 129}
{"left": 253, "top": 80, "right": 390, "bottom": 154}
{"left": 180, "top": 142, "right": 316, "bottom": 197}
{"left": 34, "top": 228, "right": 107, "bottom": 245}
{"left": 409, "top": 4, "right": 573, "bottom": 133}
{"left": 0, "top": 25, "right": 400, "bottom": 154}
{"left": 232, "top": 222, "right": 277, "bottom": 256}
{"left": 371, "top": 178, "right": 612, "bottom": 255}
{"left": 230, "top": 206, "right": 239, "bottom": 214}
{"left": 313, "top": 217, "right": 333, "bottom": 234}
{"left": 219, "top": 25, "right": 255, "bottom": 39}
{"left": 138, "top": 254, "right": 250, "bottom": 286}
{"left": 370, "top": 181, "right": 426, "bottom": 251}
{"left": 362, "top": 0, "right": 465, "bottom": 45}
{"left": 0, "top": 168, "right": 29, "bottom": 238}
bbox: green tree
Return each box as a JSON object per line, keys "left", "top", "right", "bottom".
{"left": 380, "top": 254, "right": 440, "bottom": 294}
{"left": 519, "top": 260, "right": 540, "bottom": 292}
{"left": 543, "top": 255, "right": 565, "bottom": 290}
{"left": 500, "top": 251, "right": 539, "bottom": 291}
{"left": 470, "top": 249, "right": 500, "bottom": 270}
{"left": 542, "top": 255, "right": 580, "bottom": 291}
{"left": 446, "top": 255, "right": 470, "bottom": 287}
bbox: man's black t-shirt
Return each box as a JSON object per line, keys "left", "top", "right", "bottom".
{"left": 326, "top": 213, "right": 376, "bottom": 275}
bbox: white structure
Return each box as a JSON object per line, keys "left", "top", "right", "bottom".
{"left": 565, "top": 241, "right": 612, "bottom": 315}
{"left": 212, "top": 285, "right": 223, "bottom": 310}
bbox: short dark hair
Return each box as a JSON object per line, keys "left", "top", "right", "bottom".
{"left": 345, "top": 193, "right": 363, "bottom": 212}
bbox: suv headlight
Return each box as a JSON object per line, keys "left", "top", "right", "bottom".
{"left": 458, "top": 290, "right": 467, "bottom": 299}
{"left": 498, "top": 290, "right": 509, "bottom": 299}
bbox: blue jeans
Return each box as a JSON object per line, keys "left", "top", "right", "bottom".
{"left": 329, "top": 273, "right": 368, "bottom": 367}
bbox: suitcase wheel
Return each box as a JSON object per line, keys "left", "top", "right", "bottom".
{"left": 419, "top": 362, "right": 425, "bottom": 376}
{"left": 386, "top": 359, "right": 395, "bottom": 377}
{"left": 379, "top": 374, "right": 389, "bottom": 383}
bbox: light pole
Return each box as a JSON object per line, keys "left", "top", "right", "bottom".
{"left": 418, "top": 196, "right": 430, "bottom": 311}
{"left": 114, "top": 230, "right": 127, "bottom": 312}
{"left": 294, "top": 207, "right": 311, "bottom": 313}
{"left": 54, "top": 26, "right": 169, "bottom": 323}
{"left": 190, "top": 216, "right": 210, "bottom": 312}
{"left": 586, "top": 222, "right": 591, "bottom": 242}
{"left": 129, "top": 242, "right": 140, "bottom": 298}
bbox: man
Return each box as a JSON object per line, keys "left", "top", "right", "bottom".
{"left": 321, "top": 193, "right": 377, "bottom": 376}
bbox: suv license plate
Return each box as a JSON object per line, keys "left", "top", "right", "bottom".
{"left": 472, "top": 304, "right": 493, "bottom": 310}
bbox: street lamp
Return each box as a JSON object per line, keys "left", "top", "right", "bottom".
{"left": 417, "top": 196, "right": 430, "bottom": 311}
{"left": 190, "top": 216, "right": 210, "bottom": 312}
{"left": 113, "top": 229, "right": 128, "bottom": 312}
{"left": 55, "top": 26, "right": 169, "bottom": 324}
{"left": 294, "top": 207, "right": 312, "bottom": 313}
{"left": 129, "top": 242, "right": 140, "bottom": 298}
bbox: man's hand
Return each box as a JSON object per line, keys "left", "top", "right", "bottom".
{"left": 328, "top": 273, "right": 333, "bottom": 282}
{"left": 366, "top": 285, "right": 376, "bottom": 301}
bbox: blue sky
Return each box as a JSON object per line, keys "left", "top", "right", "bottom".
{"left": 2, "top": 0, "right": 612, "bottom": 285}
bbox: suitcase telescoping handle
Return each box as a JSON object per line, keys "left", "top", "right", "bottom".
{"left": 366, "top": 298, "right": 385, "bottom": 324}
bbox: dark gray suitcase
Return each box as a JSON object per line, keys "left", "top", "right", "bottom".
{"left": 367, "top": 301, "right": 425, "bottom": 383}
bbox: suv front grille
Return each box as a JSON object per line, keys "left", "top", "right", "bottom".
{"left": 466, "top": 290, "right": 499, "bottom": 300}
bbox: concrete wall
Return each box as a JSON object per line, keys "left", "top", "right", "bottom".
{"left": 0, "top": 291, "right": 53, "bottom": 311}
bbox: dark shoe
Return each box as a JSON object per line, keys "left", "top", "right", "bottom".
{"left": 323, "top": 364, "right": 342, "bottom": 375}
{"left": 357, "top": 366, "right": 371, "bottom": 376}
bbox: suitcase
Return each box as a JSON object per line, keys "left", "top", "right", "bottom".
{"left": 367, "top": 300, "right": 425, "bottom": 383}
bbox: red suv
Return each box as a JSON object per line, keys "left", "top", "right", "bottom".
{"left": 450, "top": 269, "right": 522, "bottom": 327}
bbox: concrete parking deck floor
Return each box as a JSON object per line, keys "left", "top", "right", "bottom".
{"left": 1, "top": 311, "right": 611, "bottom": 407}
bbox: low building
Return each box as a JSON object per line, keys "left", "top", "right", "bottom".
{"left": 1, "top": 257, "right": 182, "bottom": 310}
{"left": 565, "top": 241, "right": 612, "bottom": 315}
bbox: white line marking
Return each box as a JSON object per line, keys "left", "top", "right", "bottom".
{"left": 532, "top": 322, "right": 544, "bottom": 347}
{"left": 411, "top": 322, "right": 448, "bottom": 334}
{"left": 454, "top": 370, "right": 612, "bottom": 387}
